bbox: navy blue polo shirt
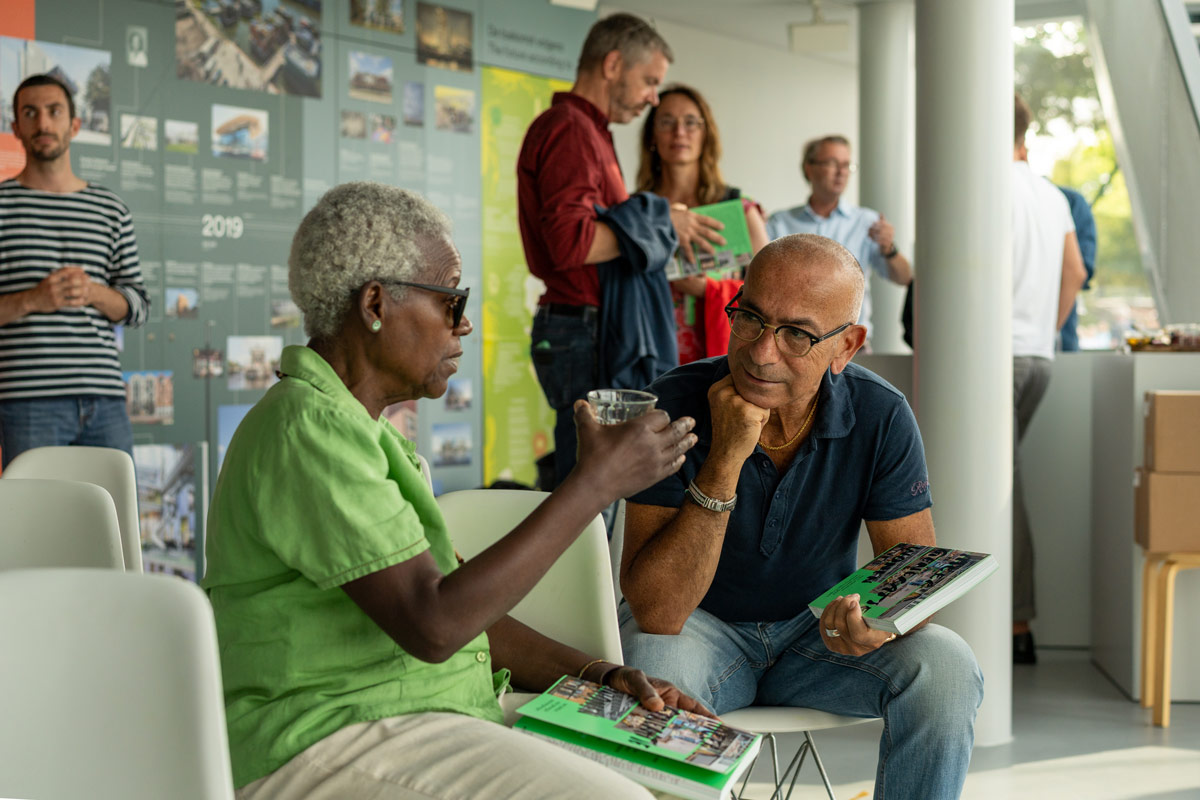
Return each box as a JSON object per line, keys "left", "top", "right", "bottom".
{"left": 630, "top": 357, "right": 932, "bottom": 623}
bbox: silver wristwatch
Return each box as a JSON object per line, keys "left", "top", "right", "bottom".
{"left": 686, "top": 479, "right": 737, "bottom": 513}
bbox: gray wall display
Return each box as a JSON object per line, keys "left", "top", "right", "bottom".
{"left": 2, "top": 0, "right": 592, "bottom": 561}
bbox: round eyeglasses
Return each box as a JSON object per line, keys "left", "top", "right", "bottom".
{"left": 724, "top": 291, "right": 852, "bottom": 358}
{"left": 654, "top": 115, "right": 705, "bottom": 133}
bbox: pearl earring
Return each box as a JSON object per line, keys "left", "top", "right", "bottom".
{"left": 371, "top": 320, "right": 382, "bottom": 332}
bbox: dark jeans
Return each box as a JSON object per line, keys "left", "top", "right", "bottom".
{"left": 0, "top": 395, "right": 133, "bottom": 469}
{"left": 530, "top": 306, "right": 598, "bottom": 488}
{"left": 1013, "top": 356, "right": 1052, "bottom": 621}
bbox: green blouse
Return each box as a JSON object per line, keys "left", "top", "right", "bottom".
{"left": 204, "top": 345, "right": 504, "bottom": 789}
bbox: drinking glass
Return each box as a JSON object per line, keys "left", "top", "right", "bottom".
{"left": 586, "top": 389, "right": 658, "bottom": 425}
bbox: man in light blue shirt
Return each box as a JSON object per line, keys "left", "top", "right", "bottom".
{"left": 766, "top": 135, "right": 912, "bottom": 345}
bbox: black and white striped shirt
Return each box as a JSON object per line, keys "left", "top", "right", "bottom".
{"left": 0, "top": 180, "right": 149, "bottom": 400}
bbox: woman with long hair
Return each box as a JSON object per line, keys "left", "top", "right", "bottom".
{"left": 637, "top": 84, "right": 768, "bottom": 363}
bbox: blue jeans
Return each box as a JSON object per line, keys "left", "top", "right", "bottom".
{"left": 619, "top": 602, "right": 982, "bottom": 800}
{"left": 0, "top": 396, "right": 133, "bottom": 469}
{"left": 530, "top": 307, "right": 598, "bottom": 487}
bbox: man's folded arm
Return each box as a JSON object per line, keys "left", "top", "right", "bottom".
{"left": 620, "top": 496, "right": 732, "bottom": 636}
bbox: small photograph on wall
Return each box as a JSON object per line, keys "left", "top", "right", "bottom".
{"left": 434, "top": 86, "right": 474, "bottom": 134}
{"left": 226, "top": 335, "right": 283, "bottom": 391}
{"left": 383, "top": 399, "right": 418, "bottom": 441}
{"left": 340, "top": 110, "right": 367, "bottom": 139}
{"left": 416, "top": 2, "right": 473, "bottom": 73}
{"left": 212, "top": 104, "right": 268, "bottom": 162}
{"left": 123, "top": 370, "right": 174, "bottom": 425}
{"left": 0, "top": 37, "right": 112, "bottom": 146}
{"left": 217, "top": 403, "right": 255, "bottom": 475}
{"left": 350, "top": 0, "right": 404, "bottom": 34}
{"left": 165, "top": 287, "right": 199, "bottom": 319}
{"left": 135, "top": 442, "right": 204, "bottom": 583}
{"left": 270, "top": 299, "right": 302, "bottom": 328}
{"left": 175, "top": 1, "right": 323, "bottom": 98}
{"left": 445, "top": 377, "right": 471, "bottom": 411}
{"left": 370, "top": 113, "right": 396, "bottom": 143}
{"left": 119, "top": 114, "right": 157, "bottom": 150}
{"left": 431, "top": 421, "right": 472, "bottom": 467}
{"left": 348, "top": 51, "right": 394, "bottom": 104}
{"left": 402, "top": 81, "right": 424, "bottom": 127}
{"left": 192, "top": 346, "right": 224, "bottom": 379}
{"left": 164, "top": 119, "right": 199, "bottom": 154}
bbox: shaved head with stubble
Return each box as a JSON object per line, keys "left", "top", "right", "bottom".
{"left": 728, "top": 234, "right": 867, "bottom": 411}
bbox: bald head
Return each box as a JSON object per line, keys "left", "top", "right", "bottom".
{"left": 747, "top": 234, "right": 864, "bottom": 327}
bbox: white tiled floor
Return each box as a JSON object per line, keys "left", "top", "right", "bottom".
{"left": 736, "top": 650, "right": 1200, "bottom": 799}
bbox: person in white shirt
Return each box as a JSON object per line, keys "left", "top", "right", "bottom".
{"left": 766, "top": 135, "right": 912, "bottom": 347}
{"left": 1011, "top": 93, "right": 1088, "bottom": 664}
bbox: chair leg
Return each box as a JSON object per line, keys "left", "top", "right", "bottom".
{"left": 1153, "top": 560, "right": 1181, "bottom": 727}
{"left": 1141, "top": 553, "right": 1164, "bottom": 709}
{"left": 736, "top": 732, "right": 777, "bottom": 800}
{"left": 775, "top": 734, "right": 813, "bottom": 800}
{"left": 805, "top": 732, "right": 838, "bottom": 800}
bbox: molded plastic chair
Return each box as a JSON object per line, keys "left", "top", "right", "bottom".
{"left": 0, "top": 568, "right": 235, "bottom": 800}
{"left": 721, "top": 707, "right": 878, "bottom": 800}
{"left": 3, "top": 446, "right": 142, "bottom": 572}
{"left": 416, "top": 452, "right": 433, "bottom": 490}
{"left": 436, "top": 489, "right": 620, "bottom": 723}
{"left": 0, "top": 478, "right": 124, "bottom": 571}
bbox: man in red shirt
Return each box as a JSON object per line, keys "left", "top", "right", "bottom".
{"left": 518, "top": 12, "right": 721, "bottom": 485}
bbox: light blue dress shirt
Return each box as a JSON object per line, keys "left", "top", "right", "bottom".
{"left": 766, "top": 201, "right": 890, "bottom": 339}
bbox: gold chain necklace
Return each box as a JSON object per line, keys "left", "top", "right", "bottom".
{"left": 758, "top": 397, "right": 818, "bottom": 451}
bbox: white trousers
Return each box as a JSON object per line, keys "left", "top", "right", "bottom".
{"left": 236, "top": 711, "right": 658, "bottom": 800}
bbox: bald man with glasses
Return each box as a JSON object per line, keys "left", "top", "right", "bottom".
{"left": 618, "top": 234, "right": 982, "bottom": 800}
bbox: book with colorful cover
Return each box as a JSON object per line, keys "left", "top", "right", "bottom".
{"left": 514, "top": 676, "right": 762, "bottom": 800}
{"left": 808, "top": 542, "right": 998, "bottom": 635}
{"left": 664, "top": 198, "right": 754, "bottom": 281}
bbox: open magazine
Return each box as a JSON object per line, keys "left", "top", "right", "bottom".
{"left": 514, "top": 676, "right": 762, "bottom": 800}
{"left": 663, "top": 198, "right": 754, "bottom": 281}
{"left": 809, "top": 543, "right": 998, "bottom": 635}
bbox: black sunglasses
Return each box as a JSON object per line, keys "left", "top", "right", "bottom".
{"left": 384, "top": 281, "right": 470, "bottom": 328}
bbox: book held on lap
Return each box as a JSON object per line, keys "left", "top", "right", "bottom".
{"left": 514, "top": 676, "right": 762, "bottom": 800}
{"left": 809, "top": 543, "right": 998, "bottom": 635}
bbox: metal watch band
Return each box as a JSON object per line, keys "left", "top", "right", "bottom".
{"left": 686, "top": 479, "right": 737, "bottom": 513}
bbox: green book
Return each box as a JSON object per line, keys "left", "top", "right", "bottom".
{"left": 513, "top": 676, "right": 761, "bottom": 800}
{"left": 809, "top": 543, "right": 998, "bottom": 635}
{"left": 664, "top": 198, "right": 755, "bottom": 281}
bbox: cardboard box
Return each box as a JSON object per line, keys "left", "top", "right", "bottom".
{"left": 1135, "top": 468, "right": 1200, "bottom": 551}
{"left": 1144, "top": 391, "right": 1200, "bottom": 472}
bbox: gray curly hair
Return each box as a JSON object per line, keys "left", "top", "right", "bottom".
{"left": 288, "top": 182, "right": 452, "bottom": 339}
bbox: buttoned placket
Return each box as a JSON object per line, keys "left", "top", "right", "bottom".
{"left": 753, "top": 436, "right": 818, "bottom": 557}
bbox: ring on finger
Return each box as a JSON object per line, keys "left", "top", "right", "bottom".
{"left": 825, "top": 627, "right": 840, "bottom": 638}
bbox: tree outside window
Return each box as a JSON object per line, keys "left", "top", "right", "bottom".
{"left": 1014, "top": 20, "right": 1159, "bottom": 349}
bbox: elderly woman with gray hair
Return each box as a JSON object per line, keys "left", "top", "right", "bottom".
{"left": 203, "top": 182, "right": 701, "bottom": 800}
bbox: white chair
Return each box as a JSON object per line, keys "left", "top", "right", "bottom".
{"left": 722, "top": 707, "right": 878, "bottom": 800}
{"left": 416, "top": 452, "right": 433, "bottom": 490}
{"left": 0, "top": 478, "right": 124, "bottom": 571}
{"left": 436, "top": 489, "right": 621, "bottom": 723}
{"left": 3, "top": 446, "right": 143, "bottom": 572}
{"left": 0, "top": 568, "right": 235, "bottom": 800}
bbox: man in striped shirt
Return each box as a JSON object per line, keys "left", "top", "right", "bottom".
{"left": 0, "top": 74, "right": 149, "bottom": 468}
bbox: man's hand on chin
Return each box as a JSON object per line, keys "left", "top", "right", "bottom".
{"left": 706, "top": 375, "right": 769, "bottom": 465}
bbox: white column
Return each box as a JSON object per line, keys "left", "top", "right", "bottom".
{"left": 914, "top": 0, "right": 1014, "bottom": 747}
{"left": 857, "top": 1, "right": 914, "bottom": 354}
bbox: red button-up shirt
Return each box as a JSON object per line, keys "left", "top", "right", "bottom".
{"left": 517, "top": 92, "right": 630, "bottom": 308}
